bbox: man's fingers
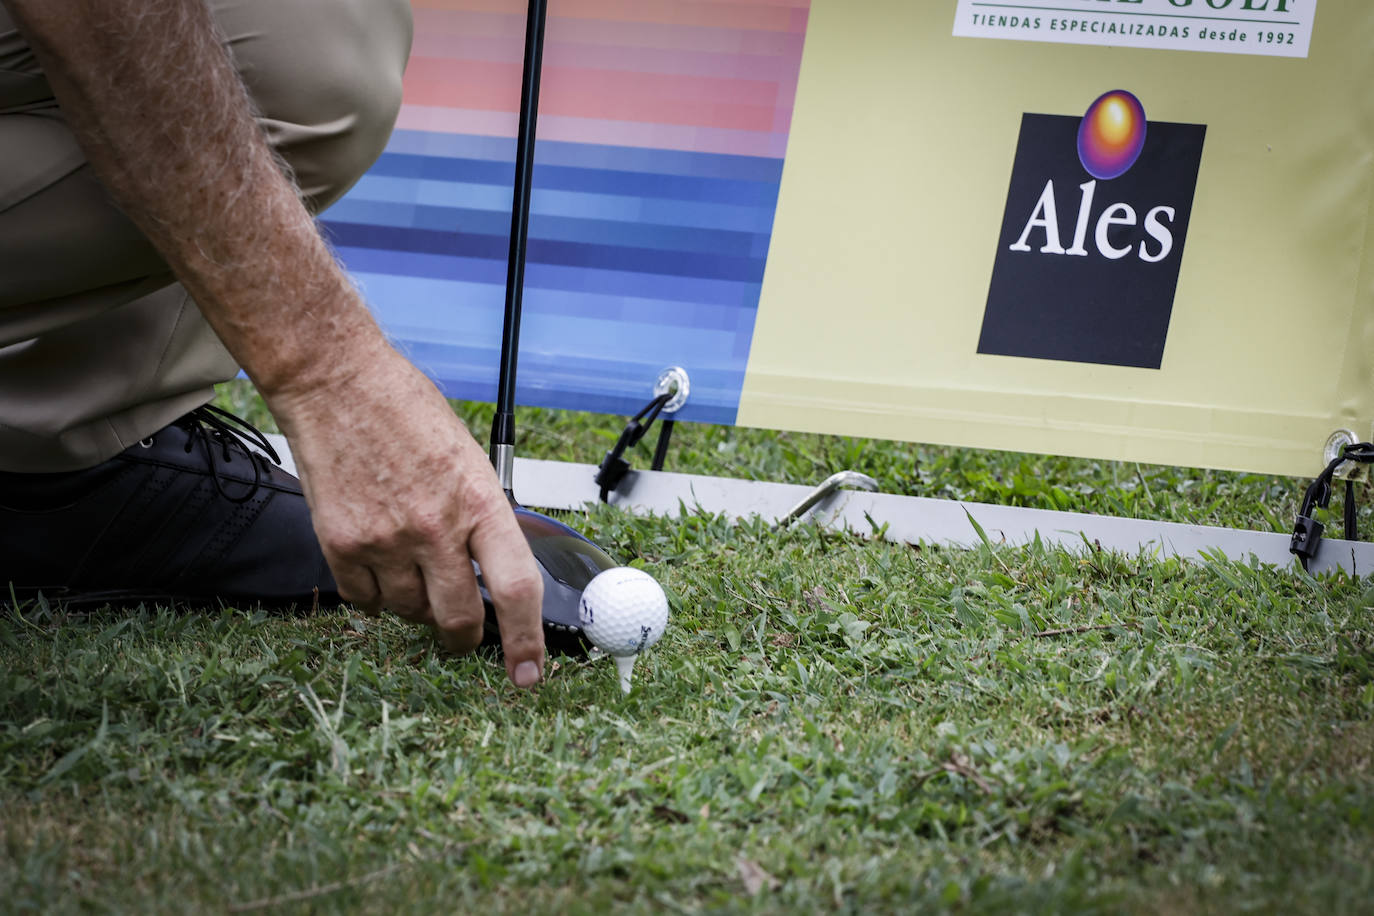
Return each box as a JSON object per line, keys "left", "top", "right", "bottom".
{"left": 370, "top": 562, "right": 429, "bottom": 622}
{"left": 468, "top": 511, "right": 545, "bottom": 688}
{"left": 329, "top": 557, "right": 382, "bottom": 615}
{"left": 422, "top": 554, "right": 486, "bottom": 656}
{"left": 285, "top": 365, "right": 546, "bottom": 682}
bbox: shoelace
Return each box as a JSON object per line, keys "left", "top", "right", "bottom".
{"left": 176, "top": 405, "right": 283, "bottom": 504}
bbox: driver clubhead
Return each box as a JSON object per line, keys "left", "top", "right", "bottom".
{"left": 479, "top": 506, "right": 618, "bottom": 657}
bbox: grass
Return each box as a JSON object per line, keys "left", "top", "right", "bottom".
{"left": 2, "top": 381, "right": 1371, "bottom": 913}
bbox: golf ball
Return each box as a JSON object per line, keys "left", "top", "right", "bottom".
{"left": 578, "top": 567, "right": 669, "bottom": 657}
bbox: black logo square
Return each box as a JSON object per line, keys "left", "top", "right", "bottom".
{"left": 977, "top": 110, "right": 1205, "bottom": 369}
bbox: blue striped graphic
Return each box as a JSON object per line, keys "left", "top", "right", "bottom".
{"left": 323, "top": 131, "right": 786, "bottom": 423}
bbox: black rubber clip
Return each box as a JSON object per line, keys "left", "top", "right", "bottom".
{"left": 595, "top": 392, "right": 673, "bottom": 501}
{"left": 1290, "top": 478, "right": 1329, "bottom": 566}
{"left": 1290, "top": 442, "right": 1374, "bottom": 571}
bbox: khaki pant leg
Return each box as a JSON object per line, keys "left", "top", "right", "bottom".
{"left": 0, "top": 0, "right": 412, "bottom": 472}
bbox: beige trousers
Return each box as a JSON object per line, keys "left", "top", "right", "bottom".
{"left": 0, "top": 0, "right": 412, "bottom": 472}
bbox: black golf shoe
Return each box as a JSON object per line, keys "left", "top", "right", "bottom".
{"left": 0, "top": 405, "right": 338, "bottom": 609}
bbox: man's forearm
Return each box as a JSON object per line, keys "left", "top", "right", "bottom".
{"left": 7, "top": 0, "right": 388, "bottom": 398}
{"left": 9, "top": 1, "right": 550, "bottom": 682}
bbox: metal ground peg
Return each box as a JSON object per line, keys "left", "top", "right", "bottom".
{"left": 780, "top": 470, "right": 880, "bottom": 526}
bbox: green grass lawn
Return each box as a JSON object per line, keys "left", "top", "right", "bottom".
{"left": 2, "top": 383, "right": 1371, "bottom": 913}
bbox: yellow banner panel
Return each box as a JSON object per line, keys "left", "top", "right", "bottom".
{"left": 740, "top": 0, "right": 1372, "bottom": 477}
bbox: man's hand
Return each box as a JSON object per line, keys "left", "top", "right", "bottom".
{"left": 272, "top": 345, "right": 546, "bottom": 687}
{"left": 8, "top": 0, "right": 546, "bottom": 684}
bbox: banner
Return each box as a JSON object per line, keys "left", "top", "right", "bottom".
{"left": 325, "top": 0, "right": 808, "bottom": 424}
{"left": 329, "top": 0, "right": 1373, "bottom": 477}
{"left": 741, "top": 0, "right": 1372, "bottom": 477}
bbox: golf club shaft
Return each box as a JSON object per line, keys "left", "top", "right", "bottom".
{"left": 490, "top": 0, "right": 550, "bottom": 493}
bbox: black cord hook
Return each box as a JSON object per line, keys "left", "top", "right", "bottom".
{"left": 594, "top": 392, "right": 673, "bottom": 501}
{"left": 1291, "top": 442, "right": 1374, "bottom": 571}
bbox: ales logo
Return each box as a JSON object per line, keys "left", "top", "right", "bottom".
{"left": 977, "top": 90, "right": 1206, "bottom": 368}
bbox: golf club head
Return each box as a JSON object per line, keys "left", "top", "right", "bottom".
{"left": 479, "top": 506, "right": 618, "bottom": 657}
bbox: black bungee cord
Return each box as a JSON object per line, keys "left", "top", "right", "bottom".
{"left": 1290, "top": 441, "right": 1374, "bottom": 571}
{"left": 594, "top": 392, "right": 675, "bottom": 502}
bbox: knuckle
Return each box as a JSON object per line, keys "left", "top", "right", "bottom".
{"left": 457, "top": 475, "right": 505, "bottom": 523}
{"left": 490, "top": 565, "right": 543, "bottom": 610}
{"left": 323, "top": 528, "right": 373, "bottom": 561}
{"left": 326, "top": 537, "right": 364, "bottom": 561}
{"left": 409, "top": 509, "right": 447, "bottom": 544}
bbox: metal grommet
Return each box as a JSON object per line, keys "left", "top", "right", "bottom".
{"left": 1324, "top": 429, "right": 1357, "bottom": 465}
{"left": 653, "top": 366, "right": 690, "bottom": 414}
{"left": 1325, "top": 429, "right": 1360, "bottom": 480}
{"left": 138, "top": 437, "right": 155, "bottom": 448}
